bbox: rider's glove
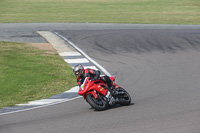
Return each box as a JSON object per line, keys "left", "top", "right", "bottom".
{"left": 91, "top": 71, "right": 100, "bottom": 81}
{"left": 91, "top": 75, "right": 99, "bottom": 81}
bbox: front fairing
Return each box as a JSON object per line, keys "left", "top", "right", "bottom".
{"left": 78, "top": 77, "right": 95, "bottom": 95}
{"left": 78, "top": 77, "right": 108, "bottom": 97}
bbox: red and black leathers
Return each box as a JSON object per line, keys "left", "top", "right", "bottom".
{"left": 76, "top": 68, "right": 119, "bottom": 89}
{"left": 77, "top": 68, "right": 100, "bottom": 86}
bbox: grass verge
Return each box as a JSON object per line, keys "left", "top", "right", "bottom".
{"left": 0, "top": 0, "right": 199, "bottom": 24}
{"left": 0, "top": 41, "right": 77, "bottom": 109}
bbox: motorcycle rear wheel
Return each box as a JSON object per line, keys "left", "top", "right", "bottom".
{"left": 86, "top": 93, "right": 108, "bottom": 111}
{"left": 117, "top": 87, "right": 131, "bottom": 106}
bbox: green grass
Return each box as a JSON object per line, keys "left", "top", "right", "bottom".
{"left": 0, "top": 42, "right": 77, "bottom": 109}
{"left": 0, "top": 0, "right": 199, "bottom": 24}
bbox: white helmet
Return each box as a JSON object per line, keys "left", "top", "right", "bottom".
{"left": 73, "top": 64, "right": 84, "bottom": 79}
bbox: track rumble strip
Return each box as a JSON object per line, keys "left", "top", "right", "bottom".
{"left": 0, "top": 31, "right": 101, "bottom": 115}
{"left": 0, "top": 86, "right": 81, "bottom": 115}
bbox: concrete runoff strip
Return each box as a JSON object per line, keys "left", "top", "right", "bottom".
{"left": 0, "top": 31, "right": 106, "bottom": 115}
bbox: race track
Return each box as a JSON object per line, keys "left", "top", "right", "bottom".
{"left": 0, "top": 24, "right": 200, "bottom": 133}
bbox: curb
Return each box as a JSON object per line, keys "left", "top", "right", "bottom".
{"left": 0, "top": 86, "right": 81, "bottom": 115}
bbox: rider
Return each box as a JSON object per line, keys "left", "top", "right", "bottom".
{"left": 73, "top": 64, "right": 119, "bottom": 90}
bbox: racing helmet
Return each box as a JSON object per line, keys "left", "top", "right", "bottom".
{"left": 73, "top": 64, "right": 85, "bottom": 79}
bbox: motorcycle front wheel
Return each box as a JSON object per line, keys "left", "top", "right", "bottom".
{"left": 86, "top": 93, "right": 108, "bottom": 111}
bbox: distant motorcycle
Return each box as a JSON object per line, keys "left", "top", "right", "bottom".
{"left": 78, "top": 76, "right": 131, "bottom": 111}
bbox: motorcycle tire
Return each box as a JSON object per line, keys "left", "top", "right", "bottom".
{"left": 86, "top": 93, "right": 108, "bottom": 111}
{"left": 117, "top": 87, "right": 131, "bottom": 106}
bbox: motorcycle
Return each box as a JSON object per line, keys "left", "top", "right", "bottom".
{"left": 78, "top": 76, "right": 131, "bottom": 111}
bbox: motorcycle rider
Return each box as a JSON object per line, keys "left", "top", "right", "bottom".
{"left": 73, "top": 64, "right": 119, "bottom": 90}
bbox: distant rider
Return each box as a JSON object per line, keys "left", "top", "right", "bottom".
{"left": 73, "top": 64, "right": 119, "bottom": 90}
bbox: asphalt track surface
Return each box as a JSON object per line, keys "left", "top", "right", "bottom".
{"left": 0, "top": 23, "right": 200, "bottom": 133}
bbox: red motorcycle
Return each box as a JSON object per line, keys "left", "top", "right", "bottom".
{"left": 78, "top": 76, "right": 131, "bottom": 111}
